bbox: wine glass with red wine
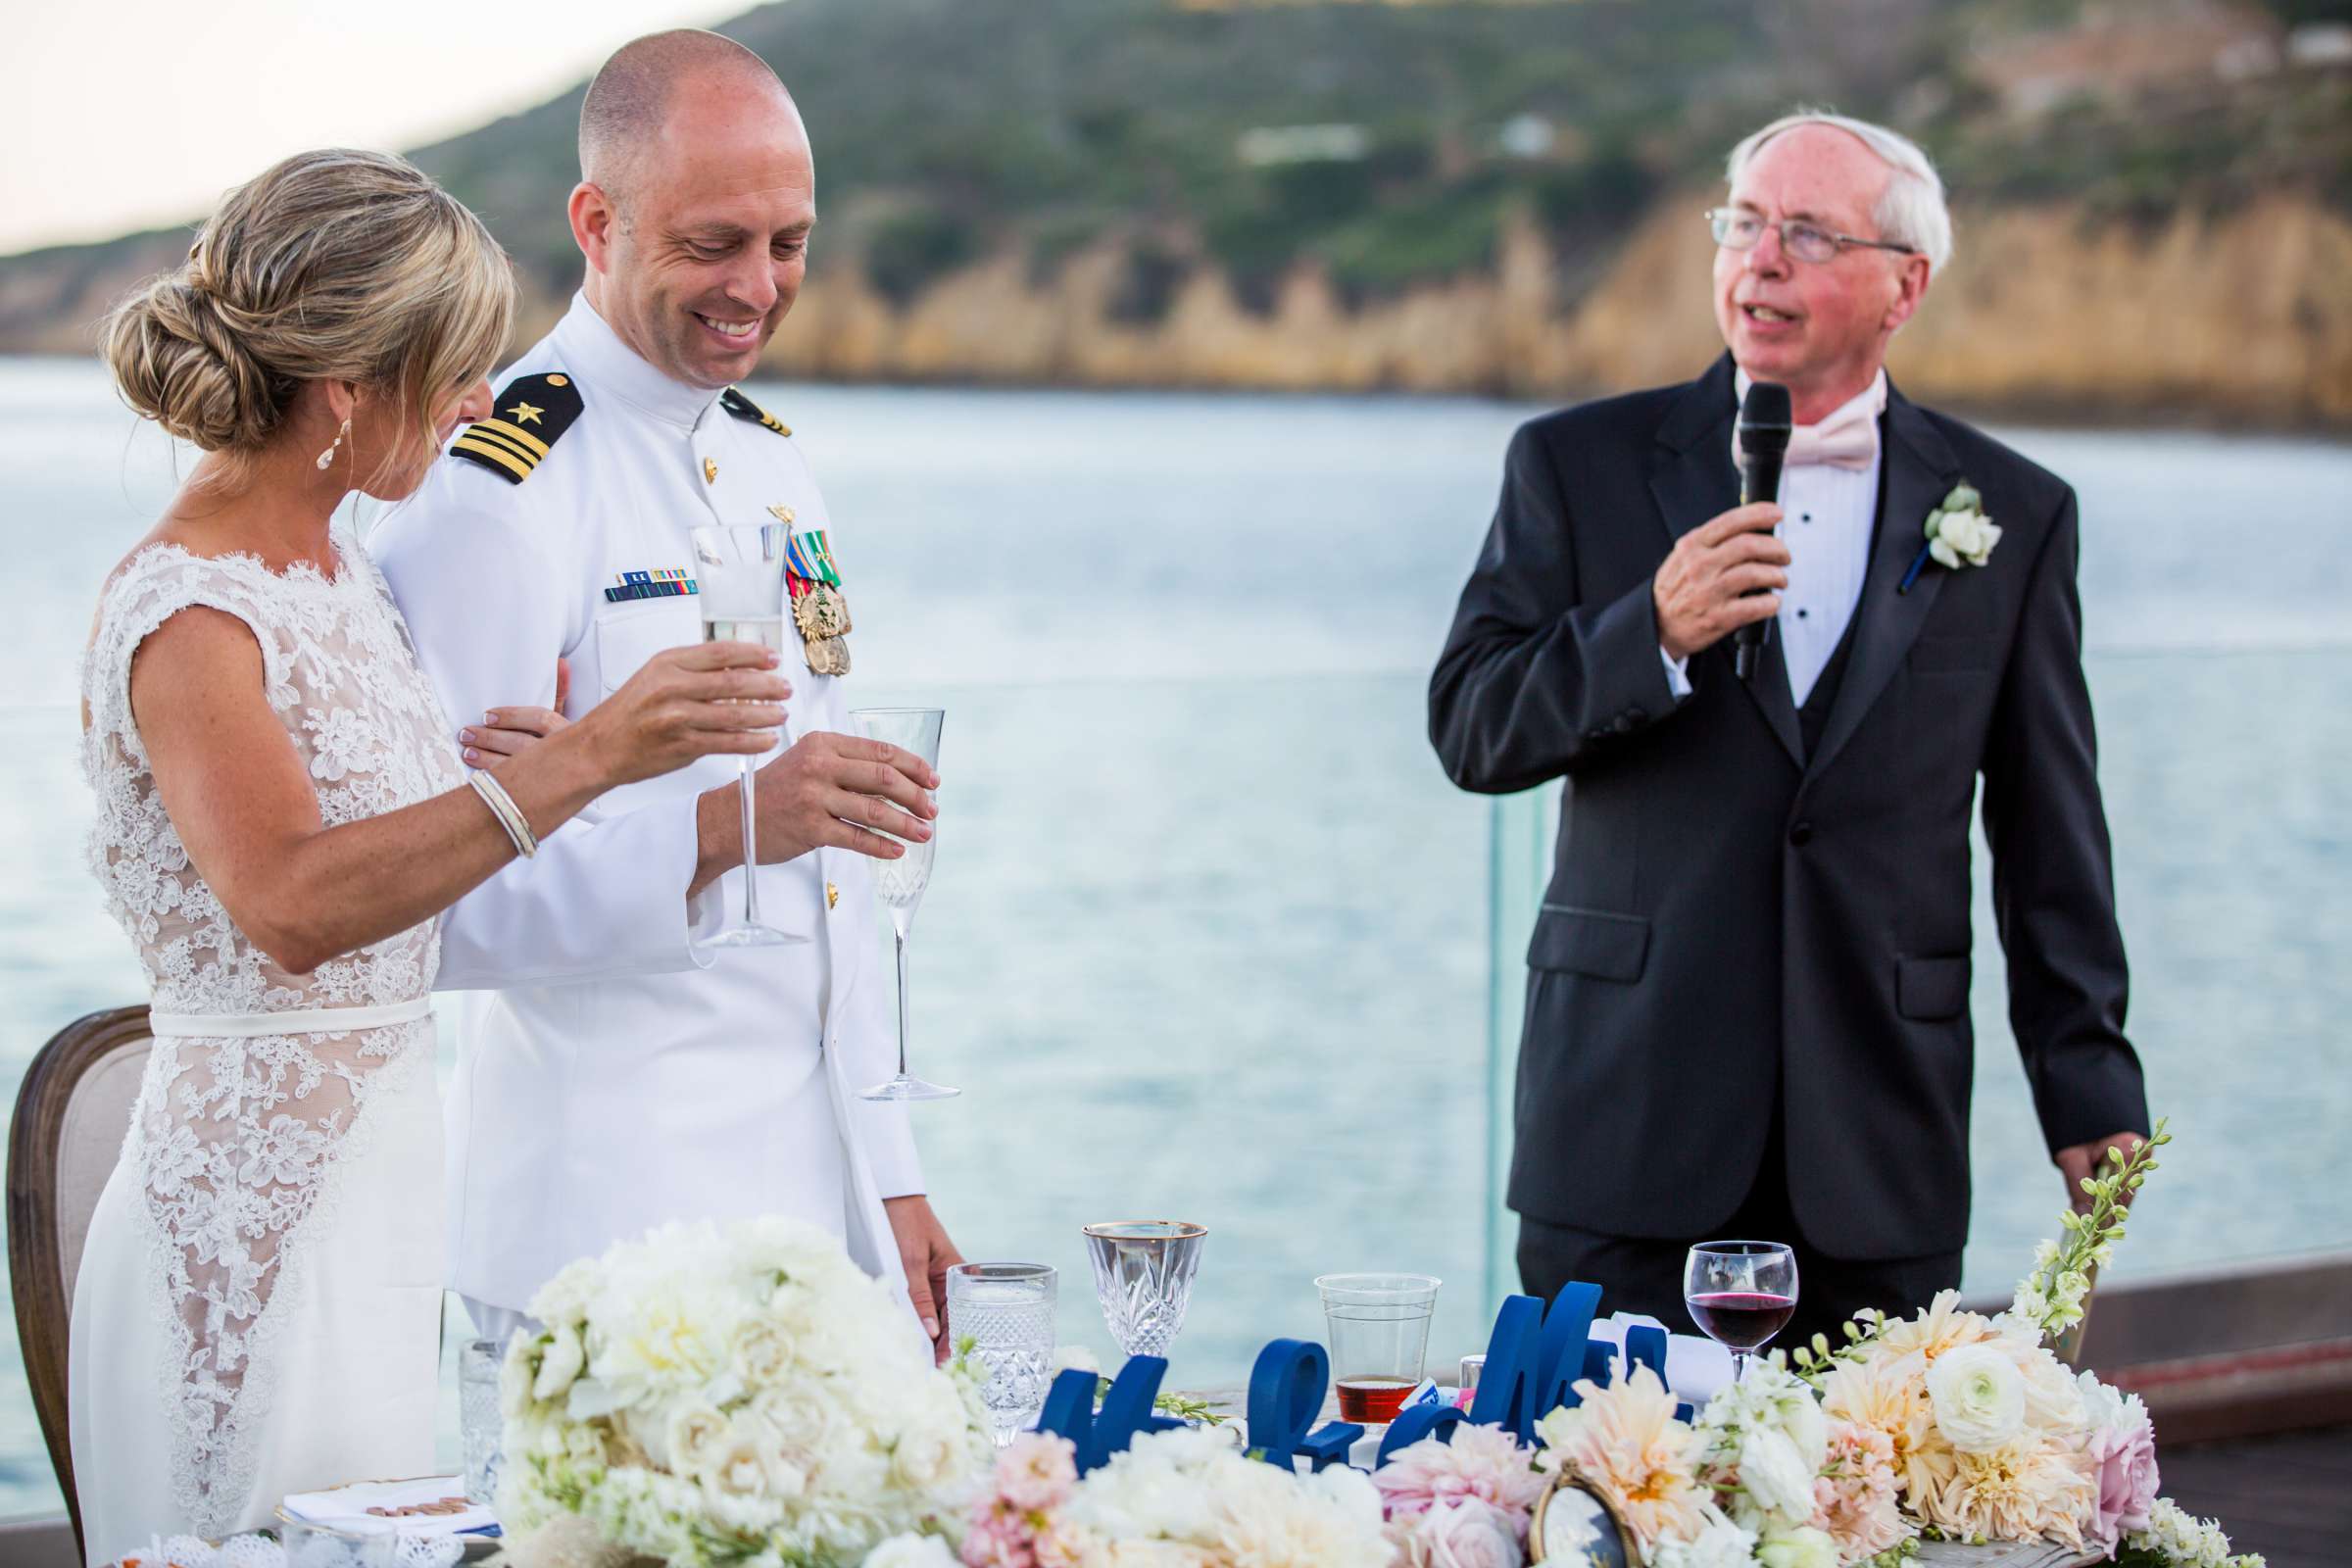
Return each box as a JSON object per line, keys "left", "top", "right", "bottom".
{"left": 1684, "top": 1240, "right": 1798, "bottom": 1386}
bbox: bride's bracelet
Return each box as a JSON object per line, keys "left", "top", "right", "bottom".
{"left": 466, "top": 768, "right": 539, "bottom": 859}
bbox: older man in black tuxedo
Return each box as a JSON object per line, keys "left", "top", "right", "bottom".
{"left": 1429, "top": 111, "right": 2149, "bottom": 1348}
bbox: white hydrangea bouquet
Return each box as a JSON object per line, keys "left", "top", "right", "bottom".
{"left": 491, "top": 1216, "right": 991, "bottom": 1568}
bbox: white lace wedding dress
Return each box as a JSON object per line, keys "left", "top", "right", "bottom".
{"left": 70, "top": 527, "right": 463, "bottom": 1565}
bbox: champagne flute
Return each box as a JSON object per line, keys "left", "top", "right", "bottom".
{"left": 851, "top": 707, "right": 956, "bottom": 1100}
{"left": 690, "top": 523, "right": 804, "bottom": 948}
{"left": 1684, "top": 1239, "right": 1798, "bottom": 1386}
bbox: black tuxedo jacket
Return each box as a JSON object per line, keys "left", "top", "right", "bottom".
{"left": 1428, "top": 356, "right": 2148, "bottom": 1260}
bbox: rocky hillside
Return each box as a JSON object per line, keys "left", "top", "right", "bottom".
{"left": 4, "top": 0, "right": 2347, "bottom": 425}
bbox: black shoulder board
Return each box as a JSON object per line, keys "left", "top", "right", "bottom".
{"left": 720, "top": 386, "right": 792, "bottom": 438}
{"left": 449, "top": 372, "right": 585, "bottom": 484}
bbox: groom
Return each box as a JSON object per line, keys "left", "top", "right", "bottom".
{"left": 374, "top": 31, "right": 962, "bottom": 1352}
{"left": 1429, "top": 112, "right": 2148, "bottom": 1348}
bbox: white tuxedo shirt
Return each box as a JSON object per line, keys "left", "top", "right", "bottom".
{"left": 371, "top": 294, "right": 921, "bottom": 1318}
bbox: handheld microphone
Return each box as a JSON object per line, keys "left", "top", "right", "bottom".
{"left": 1733, "top": 381, "right": 1792, "bottom": 681}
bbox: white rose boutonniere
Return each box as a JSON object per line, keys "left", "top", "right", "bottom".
{"left": 1900, "top": 481, "right": 2000, "bottom": 593}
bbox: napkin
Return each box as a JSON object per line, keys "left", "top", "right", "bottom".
{"left": 281, "top": 1477, "right": 496, "bottom": 1538}
{"left": 1587, "top": 1311, "right": 1736, "bottom": 1407}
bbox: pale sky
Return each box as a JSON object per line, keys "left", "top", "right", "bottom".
{"left": 0, "top": 0, "right": 745, "bottom": 256}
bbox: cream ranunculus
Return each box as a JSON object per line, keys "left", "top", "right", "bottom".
{"left": 862, "top": 1536, "right": 958, "bottom": 1568}
{"left": 1926, "top": 1344, "right": 2028, "bottom": 1454}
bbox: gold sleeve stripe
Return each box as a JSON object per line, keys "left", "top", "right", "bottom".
{"left": 451, "top": 434, "right": 533, "bottom": 480}
{"left": 458, "top": 425, "right": 543, "bottom": 468}
{"left": 468, "top": 417, "right": 551, "bottom": 459}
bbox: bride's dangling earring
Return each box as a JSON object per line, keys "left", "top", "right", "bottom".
{"left": 315, "top": 416, "right": 351, "bottom": 471}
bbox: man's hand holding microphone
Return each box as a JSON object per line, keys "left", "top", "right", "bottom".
{"left": 1654, "top": 503, "right": 1790, "bottom": 662}
{"left": 1654, "top": 380, "right": 1795, "bottom": 670}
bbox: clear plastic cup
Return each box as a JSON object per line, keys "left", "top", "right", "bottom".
{"left": 1314, "top": 1272, "right": 1440, "bottom": 1425}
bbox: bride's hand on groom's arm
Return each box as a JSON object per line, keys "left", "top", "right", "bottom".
{"left": 687, "top": 731, "right": 941, "bottom": 899}
{"left": 460, "top": 659, "right": 572, "bottom": 768}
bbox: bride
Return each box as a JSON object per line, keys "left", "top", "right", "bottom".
{"left": 69, "top": 148, "right": 790, "bottom": 1562}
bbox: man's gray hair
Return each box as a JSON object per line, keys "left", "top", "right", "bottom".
{"left": 1726, "top": 110, "right": 1953, "bottom": 273}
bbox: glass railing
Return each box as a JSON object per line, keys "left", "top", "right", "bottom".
{"left": 5, "top": 643, "right": 2350, "bottom": 1516}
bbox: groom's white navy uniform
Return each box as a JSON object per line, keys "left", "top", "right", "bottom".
{"left": 371, "top": 293, "right": 919, "bottom": 1335}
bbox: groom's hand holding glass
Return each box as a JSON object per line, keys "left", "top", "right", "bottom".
{"left": 686, "top": 732, "right": 939, "bottom": 898}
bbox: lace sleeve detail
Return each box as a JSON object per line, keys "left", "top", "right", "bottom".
{"left": 84, "top": 546, "right": 302, "bottom": 772}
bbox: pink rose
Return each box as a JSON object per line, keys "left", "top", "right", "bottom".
{"left": 994, "top": 1432, "right": 1079, "bottom": 1514}
{"left": 959, "top": 1512, "right": 1034, "bottom": 1568}
{"left": 1373, "top": 1423, "right": 1548, "bottom": 1534}
{"left": 1408, "top": 1498, "right": 1523, "bottom": 1568}
{"left": 2081, "top": 1400, "right": 2160, "bottom": 1555}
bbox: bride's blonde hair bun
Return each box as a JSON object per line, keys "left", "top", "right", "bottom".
{"left": 103, "top": 148, "right": 514, "bottom": 465}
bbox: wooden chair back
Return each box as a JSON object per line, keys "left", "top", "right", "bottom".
{"left": 8, "top": 1004, "right": 153, "bottom": 1556}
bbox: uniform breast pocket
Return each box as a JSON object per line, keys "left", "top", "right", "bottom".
{"left": 596, "top": 600, "right": 698, "bottom": 694}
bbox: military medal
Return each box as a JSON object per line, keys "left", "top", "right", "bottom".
{"left": 783, "top": 526, "right": 852, "bottom": 676}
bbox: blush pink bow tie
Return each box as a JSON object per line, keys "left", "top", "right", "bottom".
{"left": 1735, "top": 375, "right": 1887, "bottom": 471}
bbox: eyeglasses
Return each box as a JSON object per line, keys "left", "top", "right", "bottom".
{"left": 1706, "top": 208, "right": 1917, "bottom": 266}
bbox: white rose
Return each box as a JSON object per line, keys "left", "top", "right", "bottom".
{"left": 1927, "top": 1344, "right": 2028, "bottom": 1453}
{"left": 533, "top": 1323, "right": 587, "bottom": 1402}
{"left": 733, "top": 1317, "right": 794, "bottom": 1387}
{"left": 664, "top": 1401, "right": 732, "bottom": 1478}
{"left": 863, "top": 1537, "right": 957, "bottom": 1568}
{"left": 699, "top": 1430, "right": 788, "bottom": 1537}
{"left": 1052, "top": 1345, "right": 1102, "bottom": 1377}
{"left": 891, "top": 1422, "right": 965, "bottom": 1489}
{"left": 1756, "top": 1525, "right": 1838, "bottom": 1568}
{"left": 1737, "top": 1426, "right": 1819, "bottom": 1525}
{"left": 1929, "top": 505, "right": 2000, "bottom": 568}
{"left": 706, "top": 1431, "right": 774, "bottom": 1499}
{"left": 2010, "top": 1339, "right": 2087, "bottom": 1434}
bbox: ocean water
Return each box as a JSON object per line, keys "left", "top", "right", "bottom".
{"left": 1, "top": 358, "right": 2348, "bottom": 1517}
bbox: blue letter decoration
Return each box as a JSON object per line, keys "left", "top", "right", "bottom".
{"left": 1046, "top": 1281, "right": 1636, "bottom": 1480}
{"left": 1377, "top": 1401, "right": 1467, "bottom": 1465}
{"left": 1247, "top": 1339, "right": 1363, "bottom": 1472}
{"left": 1468, "top": 1282, "right": 1603, "bottom": 1443}
{"left": 1036, "top": 1356, "right": 1182, "bottom": 1475}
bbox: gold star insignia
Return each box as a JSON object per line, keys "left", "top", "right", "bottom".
{"left": 767, "top": 504, "right": 797, "bottom": 525}
{"left": 826, "top": 881, "right": 839, "bottom": 910}
{"left": 508, "top": 401, "right": 545, "bottom": 425}
{"left": 704, "top": 458, "right": 719, "bottom": 483}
